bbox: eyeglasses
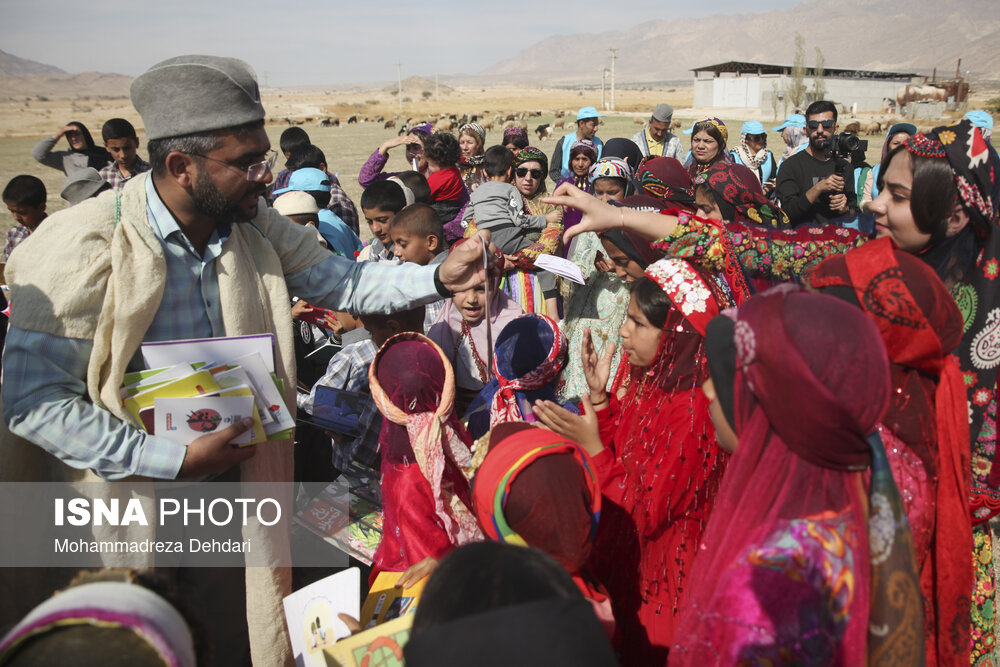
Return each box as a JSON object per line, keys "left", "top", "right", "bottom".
{"left": 806, "top": 119, "right": 835, "bottom": 130}
{"left": 186, "top": 150, "right": 277, "bottom": 182}
{"left": 516, "top": 167, "right": 543, "bottom": 179}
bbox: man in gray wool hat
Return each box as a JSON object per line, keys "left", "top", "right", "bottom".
{"left": 1, "top": 55, "right": 496, "bottom": 667}
{"left": 631, "top": 102, "right": 684, "bottom": 160}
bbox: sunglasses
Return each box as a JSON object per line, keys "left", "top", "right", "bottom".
{"left": 516, "top": 167, "right": 543, "bottom": 179}
{"left": 806, "top": 119, "right": 835, "bottom": 130}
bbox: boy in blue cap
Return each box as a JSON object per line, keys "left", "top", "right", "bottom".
{"left": 730, "top": 120, "right": 778, "bottom": 196}
{"left": 272, "top": 168, "right": 363, "bottom": 257}
{"left": 549, "top": 106, "right": 604, "bottom": 183}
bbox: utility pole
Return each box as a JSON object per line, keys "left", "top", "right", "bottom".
{"left": 601, "top": 68, "right": 609, "bottom": 110}
{"left": 397, "top": 63, "right": 403, "bottom": 112}
{"left": 608, "top": 48, "right": 617, "bottom": 111}
{"left": 263, "top": 71, "right": 269, "bottom": 88}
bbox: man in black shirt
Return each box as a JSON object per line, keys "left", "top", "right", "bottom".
{"left": 775, "top": 100, "right": 856, "bottom": 225}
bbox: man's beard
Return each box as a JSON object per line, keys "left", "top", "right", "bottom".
{"left": 809, "top": 134, "right": 830, "bottom": 154}
{"left": 192, "top": 171, "right": 260, "bottom": 223}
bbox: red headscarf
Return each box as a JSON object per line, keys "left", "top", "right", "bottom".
{"left": 693, "top": 161, "right": 790, "bottom": 228}
{"left": 809, "top": 237, "right": 971, "bottom": 665}
{"left": 673, "top": 289, "right": 910, "bottom": 665}
{"left": 369, "top": 333, "right": 482, "bottom": 570}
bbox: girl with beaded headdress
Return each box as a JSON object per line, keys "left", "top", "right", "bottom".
{"left": 534, "top": 256, "right": 732, "bottom": 664}
{"left": 546, "top": 116, "right": 1000, "bottom": 664}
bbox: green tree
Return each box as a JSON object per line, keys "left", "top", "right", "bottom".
{"left": 789, "top": 34, "right": 807, "bottom": 109}
{"left": 813, "top": 47, "right": 827, "bottom": 101}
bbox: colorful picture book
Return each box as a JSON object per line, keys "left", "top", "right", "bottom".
{"left": 323, "top": 615, "right": 411, "bottom": 667}
{"left": 281, "top": 568, "right": 360, "bottom": 667}
{"left": 119, "top": 334, "right": 295, "bottom": 446}
{"left": 294, "top": 463, "right": 383, "bottom": 565}
{"left": 359, "top": 571, "right": 426, "bottom": 629}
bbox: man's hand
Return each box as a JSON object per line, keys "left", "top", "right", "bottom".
{"left": 829, "top": 193, "right": 849, "bottom": 214}
{"left": 178, "top": 418, "right": 257, "bottom": 478}
{"left": 806, "top": 174, "right": 845, "bottom": 204}
{"left": 438, "top": 230, "right": 497, "bottom": 293}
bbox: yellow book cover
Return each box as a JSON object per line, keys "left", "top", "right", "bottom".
{"left": 124, "top": 370, "right": 221, "bottom": 431}
{"left": 322, "top": 614, "right": 411, "bottom": 667}
{"left": 358, "top": 571, "right": 426, "bottom": 629}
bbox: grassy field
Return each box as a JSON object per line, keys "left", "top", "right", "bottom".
{"left": 0, "top": 110, "right": 897, "bottom": 241}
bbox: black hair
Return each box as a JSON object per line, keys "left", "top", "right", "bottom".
{"left": 504, "top": 134, "right": 529, "bottom": 150}
{"left": 279, "top": 126, "right": 311, "bottom": 155}
{"left": 66, "top": 121, "right": 97, "bottom": 149}
{"left": 286, "top": 144, "right": 326, "bottom": 171}
{"left": 396, "top": 171, "right": 431, "bottom": 203}
{"left": 408, "top": 128, "right": 431, "bottom": 145}
{"left": 360, "top": 304, "right": 426, "bottom": 333}
{"left": 878, "top": 146, "right": 958, "bottom": 243}
{"left": 411, "top": 543, "right": 581, "bottom": 632}
{"left": 483, "top": 145, "right": 514, "bottom": 178}
{"left": 101, "top": 118, "right": 138, "bottom": 143}
{"left": 360, "top": 180, "right": 407, "bottom": 213}
{"left": 305, "top": 191, "right": 331, "bottom": 209}
{"left": 147, "top": 119, "right": 263, "bottom": 177}
{"left": 3, "top": 174, "right": 47, "bottom": 207}
{"left": 288, "top": 212, "right": 319, "bottom": 226}
{"left": 66, "top": 121, "right": 112, "bottom": 169}
{"left": 691, "top": 121, "right": 727, "bottom": 152}
{"left": 423, "top": 132, "right": 461, "bottom": 168}
{"left": 805, "top": 100, "right": 838, "bottom": 123}
{"left": 389, "top": 203, "right": 445, "bottom": 247}
{"left": 631, "top": 276, "right": 673, "bottom": 330}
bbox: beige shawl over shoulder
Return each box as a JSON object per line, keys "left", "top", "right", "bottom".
{"left": 5, "top": 175, "right": 330, "bottom": 666}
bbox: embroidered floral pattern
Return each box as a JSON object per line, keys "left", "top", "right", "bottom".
{"left": 868, "top": 492, "right": 896, "bottom": 565}
{"left": 644, "top": 258, "right": 719, "bottom": 334}
{"left": 734, "top": 319, "right": 756, "bottom": 366}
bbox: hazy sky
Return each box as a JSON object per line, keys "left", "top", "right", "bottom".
{"left": 1, "top": 0, "right": 803, "bottom": 87}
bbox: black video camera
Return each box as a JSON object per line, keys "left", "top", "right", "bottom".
{"left": 826, "top": 133, "right": 868, "bottom": 161}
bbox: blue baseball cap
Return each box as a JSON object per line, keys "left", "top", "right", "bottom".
{"left": 272, "top": 167, "right": 331, "bottom": 195}
{"left": 965, "top": 110, "right": 994, "bottom": 132}
{"left": 885, "top": 122, "right": 917, "bottom": 138}
{"left": 740, "top": 121, "right": 766, "bottom": 136}
{"left": 772, "top": 114, "right": 806, "bottom": 132}
{"left": 576, "top": 106, "right": 604, "bottom": 121}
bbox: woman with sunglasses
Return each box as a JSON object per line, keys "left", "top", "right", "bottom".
{"left": 463, "top": 147, "right": 563, "bottom": 316}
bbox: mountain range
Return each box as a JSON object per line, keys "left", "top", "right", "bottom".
{"left": 480, "top": 0, "right": 999, "bottom": 83}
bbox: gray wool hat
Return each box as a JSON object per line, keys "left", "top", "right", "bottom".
{"left": 130, "top": 55, "right": 265, "bottom": 140}
{"left": 651, "top": 104, "right": 674, "bottom": 123}
{"left": 60, "top": 168, "right": 110, "bottom": 205}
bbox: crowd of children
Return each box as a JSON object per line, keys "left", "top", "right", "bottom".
{"left": 3, "top": 103, "right": 1000, "bottom": 666}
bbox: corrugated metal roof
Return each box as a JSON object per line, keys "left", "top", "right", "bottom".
{"left": 692, "top": 61, "right": 917, "bottom": 79}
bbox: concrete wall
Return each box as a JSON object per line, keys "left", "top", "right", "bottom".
{"left": 694, "top": 74, "right": 905, "bottom": 112}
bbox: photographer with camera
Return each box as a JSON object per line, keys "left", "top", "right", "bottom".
{"left": 775, "top": 100, "right": 860, "bottom": 225}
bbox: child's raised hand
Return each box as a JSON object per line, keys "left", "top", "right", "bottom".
{"left": 581, "top": 328, "right": 614, "bottom": 403}
{"left": 532, "top": 395, "right": 604, "bottom": 457}
{"left": 594, "top": 251, "right": 614, "bottom": 273}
